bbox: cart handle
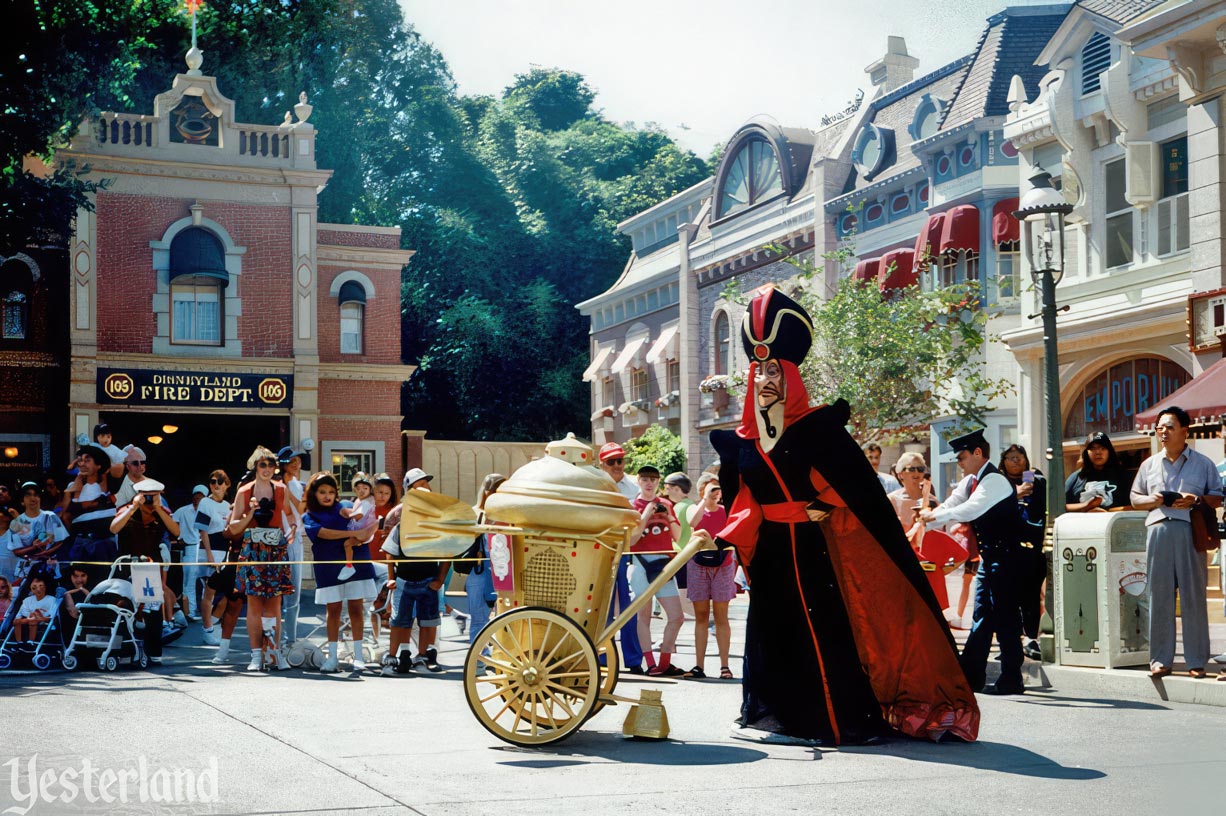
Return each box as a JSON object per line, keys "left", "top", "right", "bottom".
{"left": 598, "top": 531, "right": 719, "bottom": 644}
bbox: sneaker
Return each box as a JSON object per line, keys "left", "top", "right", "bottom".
{"left": 422, "top": 646, "right": 443, "bottom": 673}
{"left": 246, "top": 654, "right": 263, "bottom": 672}
{"left": 148, "top": 656, "right": 163, "bottom": 666}
{"left": 185, "top": 612, "right": 202, "bottom": 622}
{"left": 272, "top": 649, "right": 291, "bottom": 671}
{"left": 201, "top": 628, "right": 221, "bottom": 646}
{"left": 319, "top": 655, "right": 340, "bottom": 673}
{"left": 380, "top": 654, "right": 399, "bottom": 677}
{"left": 161, "top": 622, "right": 177, "bottom": 638}
{"left": 1023, "top": 639, "right": 1042, "bottom": 661}
{"left": 394, "top": 653, "right": 414, "bottom": 675}
{"left": 337, "top": 564, "right": 356, "bottom": 581}
{"left": 210, "top": 644, "right": 230, "bottom": 664}
{"left": 352, "top": 655, "right": 367, "bottom": 671}
{"left": 172, "top": 611, "right": 188, "bottom": 628}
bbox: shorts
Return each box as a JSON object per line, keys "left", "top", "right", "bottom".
{"left": 628, "top": 555, "right": 678, "bottom": 600}
{"left": 206, "top": 563, "right": 242, "bottom": 600}
{"left": 686, "top": 553, "right": 737, "bottom": 602}
{"left": 391, "top": 578, "right": 441, "bottom": 628}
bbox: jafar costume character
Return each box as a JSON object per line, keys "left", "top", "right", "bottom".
{"left": 709, "top": 285, "right": 979, "bottom": 745}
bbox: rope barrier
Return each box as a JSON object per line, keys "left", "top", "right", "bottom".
{"left": 42, "top": 547, "right": 689, "bottom": 568}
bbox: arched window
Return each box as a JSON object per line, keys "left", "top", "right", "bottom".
{"left": 1, "top": 256, "right": 36, "bottom": 341}
{"left": 713, "top": 311, "right": 730, "bottom": 375}
{"left": 338, "top": 280, "right": 366, "bottom": 354}
{"left": 169, "top": 227, "right": 227, "bottom": 346}
{"left": 909, "top": 95, "right": 946, "bottom": 142}
{"left": 852, "top": 123, "right": 895, "bottom": 181}
{"left": 718, "top": 139, "right": 783, "bottom": 218}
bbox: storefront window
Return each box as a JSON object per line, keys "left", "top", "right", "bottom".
{"left": 331, "top": 450, "right": 375, "bottom": 497}
{"left": 1063, "top": 357, "right": 1189, "bottom": 439}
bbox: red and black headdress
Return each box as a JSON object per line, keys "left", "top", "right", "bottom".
{"left": 735, "top": 285, "right": 818, "bottom": 440}
{"left": 741, "top": 285, "right": 814, "bottom": 365}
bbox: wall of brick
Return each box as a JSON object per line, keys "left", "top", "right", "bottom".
{"left": 95, "top": 193, "right": 293, "bottom": 356}
{"left": 317, "top": 264, "right": 402, "bottom": 364}
{"left": 318, "top": 229, "right": 399, "bottom": 250}
{"left": 318, "top": 377, "right": 403, "bottom": 485}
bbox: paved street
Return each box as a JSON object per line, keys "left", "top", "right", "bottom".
{"left": 1, "top": 595, "right": 1222, "bottom": 815}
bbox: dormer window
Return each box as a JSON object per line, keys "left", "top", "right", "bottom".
{"left": 717, "top": 138, "right": 783, "bottom": 218}
{"left": 1081, "top": 32, "right": 1111, "bottom": 95}
{"left": 852, "top": 124, "right": 895, "bottom": 181}
{"left": 909, "top": 95, "right": 946, "bottom": 142}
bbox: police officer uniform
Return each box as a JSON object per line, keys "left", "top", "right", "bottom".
{"left": 928, "top": 430, "right": 1025, "bottom": 695}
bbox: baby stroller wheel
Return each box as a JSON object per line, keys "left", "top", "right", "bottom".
{"left": 304, "top": 643, "right": 324, "bottom": 669}
{"left": 104, "top": 655, "right": 118, "bottom": 672}
{"left": 137, "top": 653, "right": 149, "bottom": 669}
{"left": 61, "top": 654, "right": 78, "bottom": 671}
{"left": 32, "top": 653, "right": 51, "bottom": 670}
{"left": 0, "top": 653, "right": 10, "bottom": 670}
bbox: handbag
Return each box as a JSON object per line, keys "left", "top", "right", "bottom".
{"left": 453, "top": 534, "right": 482, "bottom": 575}
{"left": 1191, "top": 501, "right": 1222, "bottom": 553}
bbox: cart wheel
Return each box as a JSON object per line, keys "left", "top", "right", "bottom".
{"left": 464, "top": 607, "right": 600, "bottom": 746}
{"left": 590, "top": 640, "right": 620, "bottom": 716}
{"left": 0, "top": 653, "right": 10, "bottom": 670}
{"left": 32, "top": 653, "right": 51, "bottom": 670}
{"left": 61, "top": 654, "right": 78, "bottom": 671}
{"left": 105, "top": 656, "right": 118, "bottom": 672}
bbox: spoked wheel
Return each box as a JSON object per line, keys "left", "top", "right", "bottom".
{"left": 464, "top": 607, "right": 599, "bottom": 746}
{"left": 590, "top": 640, "right": 619, "bottom": 717}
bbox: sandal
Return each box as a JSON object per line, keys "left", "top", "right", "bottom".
{"left": 1149, "top": 663, "right": 1172, "bottom": 678}
{"left": 720, "top": 666, "right": 734, "bottom": 680}
{"left": 683, "top": 666, "right": 706, "bottom": 679}
{"left": 648, "top": 664, "right": 685, "bottom": 677}
{"left": 1189, "top": 668, "right": 1207, "bottom": 679}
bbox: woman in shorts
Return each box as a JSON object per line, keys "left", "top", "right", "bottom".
{"left": 683, "top": 480, "right": 735, "bottom": 679}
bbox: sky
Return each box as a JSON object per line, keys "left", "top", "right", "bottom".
{"left": 400, "top": 0, "right": 1067, "bottom": 156}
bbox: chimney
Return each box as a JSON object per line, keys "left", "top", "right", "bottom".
{"left": 865, "top": 36, "right": 920, "bottom": 93}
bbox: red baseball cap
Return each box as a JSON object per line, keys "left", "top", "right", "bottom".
{"left": 598, "top": 443, "right": 626, "bottom": 462}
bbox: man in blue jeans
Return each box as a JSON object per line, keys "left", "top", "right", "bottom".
{"left": 380, "top": 476, "right": 449, "bottom": 676}
{"left": 599, "top": 443, "right": 644, "bottom": 673}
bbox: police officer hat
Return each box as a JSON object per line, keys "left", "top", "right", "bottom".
{"left": 948, "top": 428, "right": 989, "bottom": 455}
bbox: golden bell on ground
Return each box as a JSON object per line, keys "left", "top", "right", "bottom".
{"left": 622, "top": 689, "right": 670, "bottom": 740}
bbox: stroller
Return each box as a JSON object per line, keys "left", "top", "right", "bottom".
{"left": 0, "top": 561, "right": 70, "bottom": 671}
{"left": 62, "top": 556, "right": 148, "bottom": 672}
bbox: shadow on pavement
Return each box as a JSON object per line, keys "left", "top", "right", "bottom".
{"left": 490, "top": 735, "right": 771, "bottom": 767}
{"left": 1013, "top": 690, "right": 1168, "bottom": 711}
{"left": 843, "top": 739, "right": 1106, "bottom": 780}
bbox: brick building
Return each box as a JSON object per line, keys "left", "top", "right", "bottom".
{"left": 53, "top": 52, "right": 413, "bottom": 497}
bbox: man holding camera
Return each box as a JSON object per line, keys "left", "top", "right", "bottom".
{"left": 110, "top": 478, "right": 180, "bottom": 666}
{"left": 1130, "top": 406, "right": 1223, "bottom": 679}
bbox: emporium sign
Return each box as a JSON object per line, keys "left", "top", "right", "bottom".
{"left": 97, "top": 368, "right": 293, "bottom": 408}
{"left": 1063, "top": 357, "right": 1188, "bottom": 439}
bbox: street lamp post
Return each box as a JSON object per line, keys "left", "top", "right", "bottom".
{"left": 1013, "top": 169, "right": 1073, "bottom": 523}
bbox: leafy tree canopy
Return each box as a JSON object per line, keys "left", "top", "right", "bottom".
{"left": 623, "top": 424, "right": 687, "bottom": 478}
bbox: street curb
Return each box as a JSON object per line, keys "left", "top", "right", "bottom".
{"left": 985, "top": 657, "right": 1226, "bottom": 706}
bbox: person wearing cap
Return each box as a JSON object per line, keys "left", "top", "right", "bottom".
{"left": 629, "top": 465, "right": 684, "bottom": 676}
{"left": 920, "top": 428, "right": 1026, "bottom": 695}
{"left": 403, "top": 467, "right": 433, "bottom": 492}
{"left": 663, "top": 472, "right": 697, "bottom": 620}
{"left": 705, "top": 285, "right": 978, "bottom": 745}
{"left": 111, "top": 477, "right": 180, "bottom": 666}
{"left": 278, "top": 446, "right": 308, "bottom": 646}
{"left": 170, "top": 484, "right": 210, "bottom": 626}
{"left": 598, "top": 443, "right": 644, "bottom": 673}
{"left": 8, "top": 481, "right": 69, "bottom": 583}
{"left": 60, "top": 445, "right": 120, "bottom": 590}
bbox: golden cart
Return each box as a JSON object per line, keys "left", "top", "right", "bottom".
{"left": 398, "top": 450, "right": 714, "bottom": 746}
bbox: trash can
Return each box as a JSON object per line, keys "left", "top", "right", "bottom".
{"left": 1052, "top": 511, "right": 1149, "bottom": 668}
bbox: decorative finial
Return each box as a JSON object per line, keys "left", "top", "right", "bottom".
{"left": 185, "top": 0, "right": 205, "bottom": 75}
{"left": 294, "top": 91, "right": 313, "bottom": 124}
{"left": 281, "top": 111, "right": 293, "bottom": 128}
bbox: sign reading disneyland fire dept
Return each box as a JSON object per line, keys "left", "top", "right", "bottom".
{"left": 96, "top": 369, "right": 293, "bottom": 408}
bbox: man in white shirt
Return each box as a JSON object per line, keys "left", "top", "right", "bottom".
{"left": 9, "top": 482, "right": 69, "bottom": 581}
{"left": 277, "top": 446, "right": 307, "bottom": 645}
{"left": 113, "top": 446, "right": 149, "bottom": 508}
{"left": 920, "top": 429, "right": 1025, "bottom": 695}
{"left": 171, "top": 485, "right": 208, "bottom": 625}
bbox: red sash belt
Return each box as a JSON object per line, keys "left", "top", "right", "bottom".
{"left": 761, "top": 501, "right": 811, "bottom": 523}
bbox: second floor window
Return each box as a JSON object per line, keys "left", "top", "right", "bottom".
{"left": 714, "top": 311, "right": 730, "bottom": 375}
{"left": 1157, "top": 136, "right": 1189, "bottom": 257}
{"left": 631, "top": 368, "right": 649, "bottom": 402}
{"left": 2, "top": 291, "right": 27, "bottom": 339}
{"left": 1104, "top": 158, "right": 1133, "bottom": 269}
{"left": 171, "top": 283, "right": 222, "bottom": 345}
{"left": 994, "top": 242, "right": 1020, "bottom": 302}
{"left": 340, "top": 302, "right": 364, "bottom": 354}
{"left": 667, "top": 360, "right": 680, "bottom": 394}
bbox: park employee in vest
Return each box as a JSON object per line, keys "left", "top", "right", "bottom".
{"left": 920, "top": 429, "right": 1026, "bottom": 696}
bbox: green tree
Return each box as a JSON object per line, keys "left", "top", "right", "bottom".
{"left": 623, "top": 425, "right": 687, "bottom": 477}
{"left": 503, "top": 67, "right": 595, "bottom": 131}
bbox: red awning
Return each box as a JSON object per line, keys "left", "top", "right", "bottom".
{"left": 913, "top": 213, "right": 946, "bottom": 264}
{"left": 1134, "top": 357, "right": 1226, "bottom": 430}
{"left": 939, "top": 204, "right": 980, "bottom": 254}
{"left": 878, "top": 247, "right": 917, "bottom": 291}
{"left": 853, "top": 258, "right": 880, "bottom": 284}
{"left": 992, "top": 197, "right": 1020, "bottom": 245}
